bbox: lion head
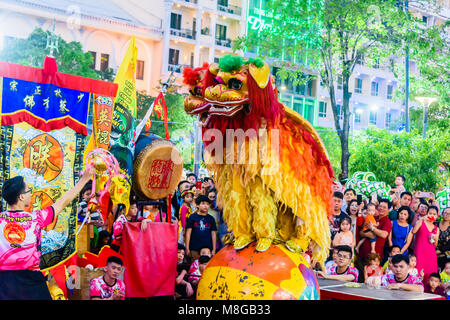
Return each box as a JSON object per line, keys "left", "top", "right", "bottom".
{"left": 183, "top": 55, "right": 283, "bottom": 135}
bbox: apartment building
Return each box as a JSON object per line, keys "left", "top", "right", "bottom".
{"left": 0, "top": 0, "right": 164, "bottom": 94}
{"left": 245, "top": 0, "right": 449, "bottom": 131}
{"left": 160, "top": 0, "right": 247, "bottom": 79}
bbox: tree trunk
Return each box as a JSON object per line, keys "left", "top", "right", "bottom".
{"left": 339, "top": 73, "right": 352, "bottom": 182}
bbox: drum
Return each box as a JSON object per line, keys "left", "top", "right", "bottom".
{"left": 132, "top": 133, "right": 183, "bottom": 200}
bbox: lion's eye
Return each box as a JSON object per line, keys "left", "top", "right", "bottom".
{"left": 228, "top": 78, "right": 242, "bottom": 90}
{"left": 194, "top": 86, "right": 202, "bottom": 95}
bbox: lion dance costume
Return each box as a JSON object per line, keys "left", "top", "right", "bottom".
{"left": 183, "top": 55, "right": 334, "bottom": 266}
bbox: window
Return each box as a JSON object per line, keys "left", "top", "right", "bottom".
{"left": 216, "top": 24, "right": 227, "bottom": 40}
{"left": 293, "top": 97, "right": 303, "bottom": 115}
{"left": 387, "top": 84, "right": 393, "bottom": 100}
{"left": 214, "top": 57, "right": 220, "bottom": 63}
{"left": 336, "top": 104, "right": 343, "bottom": 121}
{"left": 281, "top": 94, "right": 292, "bottom": 108}
{"left": 169, "top": 48, "right": 180, "bottom": 65}
{"left": 305, "top": 79, "right": 313, "bottom": 97}
{"left": 337, "top": 75, "right": 343, "bottom": 90}
{"left": 356, "top": 54, "right": 364, "bottom": 65}
{"left": 89, "top": 51, "right": 96, "bottom": 69}
{"left": 355, "top": 78, "right": 363, "bottom": 94}
{"left": 385, "top": 112, "right": 391, "bottom": 128}
{"left": 373, "top": 58, "right": 380, "bottom": 69}
{"left": 422, "top": 15, "right": 428, "bottom": 25}
{"left": 355, "top": 111, "right": 361, "bottom": 123}
{"left": 319, "top": 101, "right": 327, "bottom": 118}
{"left": 170, "top": 13, "right": 182, "bottom": 30}
{"left": 218, "top": 0, "right": 228, "bottom": 6}
{"left": 100, "top": 53, "right": 109, "bottom": 72}
{"left": 136, "top": 60, "right": 144, "bottom": 80}
{"left": 369, "top": 110, "right": 377, "bottom": 125}
{"left": 371, "top": 81, "right": 378, "bottom": 96}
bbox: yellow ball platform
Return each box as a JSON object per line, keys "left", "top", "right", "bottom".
{"left": 197, "top": 242, "right": 320, "bottom": 300}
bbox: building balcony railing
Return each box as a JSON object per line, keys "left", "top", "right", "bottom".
{"left": 175, "top": 0, "right": 198, "bottom": 4}
{"left": 168, "top": 63, "right": 191, "bottom": 73}
{"left": 217, "top": 4, "right": 242, "bottom": 16}
{"left": 215, "top": 38, "right": 232, "bottom": 48}
{"left": 170, "top": 28, "right": 196, "bottom": 40}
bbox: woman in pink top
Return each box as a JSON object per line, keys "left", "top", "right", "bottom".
{"left": 0, "top": 166, "right": 94, "bottom": 300}
{"left": 413, "top": 206, "right": 440, "bottom": 283}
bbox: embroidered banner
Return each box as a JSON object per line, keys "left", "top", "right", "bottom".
{"left": 0, "top": 122, "right": 85, "bottom": 270}
{"left": 1, "top": 77, "right": 90, "bottom": 135}
{"left": 0, "top": 57, "right": 118, "bottom": 270}
{"left": 92, "top": 95, "right": 114, "bottom": 149}
{"left": 109, "top": 37, "right": 137, "bottom": 181}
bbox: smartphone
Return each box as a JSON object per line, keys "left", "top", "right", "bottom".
{"left": 357, "top": 194, "right": 363, "bottom": 205}
{"left": 417, "top": 192, "right": 432, "bottom": 198}
{"left": 196, "top": 180, "right": 202, "bottom": 190}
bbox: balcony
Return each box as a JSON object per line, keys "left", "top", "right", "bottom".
{"left": 170, "top": 28, "right": 196, "bottom": 40}
{"left": 201, "top": 27, "right": 210, "bottom": 36}
{"left": 217, "top": 4, "right": 242, "bottom": 16}
{"left": 215, "top": 38, "right": 232, "bottom": 48}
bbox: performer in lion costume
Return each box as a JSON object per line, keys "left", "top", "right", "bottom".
{"left": 182, "top": 55, "right": 334, "bottom": 265}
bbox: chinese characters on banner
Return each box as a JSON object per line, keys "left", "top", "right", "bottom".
{"left": 93, "top": 95, "right": 114, "bottom": 149}
{"left": 0, "top": 57, "right": 118, "bottom": 270}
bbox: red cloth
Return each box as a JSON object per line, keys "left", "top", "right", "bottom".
{"left": 0, "top": 57, "right": 118, "bottom": 96}
{"left": 122, "top": 222, "right": 177, "bottom": 298}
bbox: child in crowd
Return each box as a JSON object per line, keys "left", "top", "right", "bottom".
{"left": 91, "top": 230, "right": 111, "bottom": 255}
{"left": 185, "top": 195, "right": 217, "bottom": 262}
{"left": 188, "top": 246, "right": 212, "bottom": 282}
{"left": 325, "top": 248, "right": 338, "bottom": 274}
{"left": 175, "top": 244, "right": 194, "bottom": 299}
{"left": 355, "top": 203, "right": 378, "bottom": 254}
{"left": 142, "top": 203, "right": 166, "bottom": 222}
{"left": 110, "top": 202, "right": 138, "bottom": 252}
{"left": 77, "top": 183, "right": 92, "bottom": 223}
{"left": 424, "top": 273, "right": 446, "bottom": 297}
{"left": 440, "top": 260, "right": 450, "bottom": 299}
{"left": 189, "top": 255, "right": 211, "bottom": 293}
{"left": 383, "top": 245, "right": 401, "bottom": 274}
{"left": 332, "top": 217, "right": 355, "bottom": 250}
{"left": 179, "top": 190, "right": 194, "bottom": 244}
{"left": 408, "top": 253, "right": 424, "bottom": 280}
{"left": 364, "top": 253, "right": 383, "bottom": 283}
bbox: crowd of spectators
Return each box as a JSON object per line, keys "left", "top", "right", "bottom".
{"left": 80, "top": 172, "right": 448, "bottom": 300}
{"left": 321, "top": 175, "right": 449, "bottom": 298}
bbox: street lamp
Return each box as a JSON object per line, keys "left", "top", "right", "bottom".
{"left": 415, "top": 96, "right": 437, "bottom": 139}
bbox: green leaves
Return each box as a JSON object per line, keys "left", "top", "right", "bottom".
{"left": 349, "top": 127, "right": 449, "bottom": 192}
{"left": 0, "top": 27, "right": 100, "bottom": 80}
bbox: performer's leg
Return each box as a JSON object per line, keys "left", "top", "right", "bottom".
{"left": 247, "top": 176, "right": 277, "bottom": 252}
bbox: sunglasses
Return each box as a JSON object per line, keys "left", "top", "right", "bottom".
{"left": 22, "top": 189, "right": 32, "bottom": 195}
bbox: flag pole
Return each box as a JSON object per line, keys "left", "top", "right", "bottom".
{"left": 134, "top": 72, "right": 175, "bottom": 142}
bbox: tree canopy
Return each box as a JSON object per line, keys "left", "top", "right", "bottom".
{"left": 235, "top": 0, "right": 449, "bottom": 181}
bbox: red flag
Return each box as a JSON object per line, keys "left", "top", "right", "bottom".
{"left": 153, "top": 93, "right": 163, "bottom": 119}
{"left": 49, "top": 264, "right": 68, "bottom": 298}
{"left": 122, "top": 222, "right": 177, "bottom": 298}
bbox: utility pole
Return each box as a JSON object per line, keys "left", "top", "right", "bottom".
{"left": 404, "top": 0, "right": 410, "bottom": 132}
